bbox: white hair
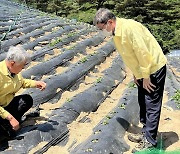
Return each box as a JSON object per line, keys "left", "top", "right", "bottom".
{"left": 93, "top": 8, "right": 116, "bottom": 25}
{"left": 6, "top": 46, "right": 31, "bottom": 64}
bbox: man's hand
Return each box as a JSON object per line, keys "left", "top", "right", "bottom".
{"left": 133, "top": 75, "right": 139, "bottom": 86}
{"left": 35, "top": 81, "right": 46, "bottom": 91}
{"left": 6, "top": 114, "right": 19, "bottom": 131}
{"left": 143, "top": 78, "right": 156, "bottom": 93}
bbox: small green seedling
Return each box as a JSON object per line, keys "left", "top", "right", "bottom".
{"left": 80, "top": 57, "right": 87, "bottom": 63}
{"left": 66, "top": 98, "right": 72, "bottom": 102}
{"left": 128, "top": 82, "right": 137, "bottom": 88}
{"left": 49, "top": 38, "right": 62, "bottom": 46}
{"left": 90, "top": 52, "right": 96, "bottom": 56}
{"left": 96, "top": 77, "right": 102, "bottom": 83}
{"left": 110, "top": 111, "right": 117, "bottom": 114}
{"left": 85, "top": 148, "right": 93, "bottom": 152}
{"left": 91, "top": 139, "right": 98, "bottom": 143}
{"left": 102, "top": 120, "right": 109, "bottom": 125}
{"left": 106, "top": 115, "right": 112, "bottom": 120}
{"left": 67, "top": 32, "right": 76, "bottom": 38}
{"left": 168, "top": 75, "right": 172, "bottom": 80}
{"left": 94, "top": 130, "right": 101, "bottom": 134}
{"left": 119, "top": 103, "right": 126, "bottom": 110}
{"left": 171, "top": 90, "right": 180, "bottom": 109}
{"left": 68, "top": 45, "right": 76, "bottom": 50}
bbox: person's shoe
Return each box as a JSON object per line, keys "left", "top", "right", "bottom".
{"left": 128, "top": 133, "right": 144, "bottom": 143}
{"left": 21, "top": 110, "right": 40, "bottom": 123}
{"left": 131, "top": 138, "right": 155, "bottom": 153}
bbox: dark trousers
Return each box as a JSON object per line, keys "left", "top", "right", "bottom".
{"left": 0, "top": 94, "right": 33, "bottom": 140}
{"left": 137, "top": 65, "right": 166, "bottom": 146}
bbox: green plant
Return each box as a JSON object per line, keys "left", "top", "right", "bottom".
{"left": 90, "top": 52, "right": 96, "bottom": 56}
{"left": 171, "top": 90, "right": 180, "bottom": 109}
{"left": 96, "top": 77, "right": 102, "bottom": 83}
{"left": 168, "top": 75, "right": 172, "bottom": 80}
{"left": 106, "top": 115, "right": 112, "bottom": 120}
{"left": 80, "top": 57, "right": 87, "bottom": 63}
{"left": 110, "top": 111, "right": 117, "bottom": 114}
{"left": 66, "top": 98, "right": 72, "bottom": 102}
{"left": 85, "top": 148, "right": 93, "bottom": 152}
{"left": 119, "top": 103, "right": 126, "bottom": 110}
{"left": 91, "top": 139, "right": 98, "bottom": 143}
{"left": 128, "top": 82, "right": 137, "bottom": 88}
{"left": 39, "top": 12, "right": 46, "bottom": 16}
{"left": 67, "top": 32, "right": 76, "bottom": 38}
{"left": 102, "top": 120, "right": 109, "bottom": 125}
{"left": 49, "top": 37, "right": 62, "bottom": 46}
{"left": 94, "top": 130, "right": 101, "bottom": 134}
{"left": 68, "top": 45, "right": 76, "bottom": 50}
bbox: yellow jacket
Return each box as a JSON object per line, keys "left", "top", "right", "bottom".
{"left": 113, "top": 17, "right": 167, "bottom": 79}
{"left": 0, "top": 60, "right": 36, "bottom": 119}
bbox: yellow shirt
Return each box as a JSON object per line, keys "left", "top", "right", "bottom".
{"left": 113, "top": 17, "right": 167, "bottom": 79}
{"left": 0, "top": 60, "right": 36, "bottom": 119}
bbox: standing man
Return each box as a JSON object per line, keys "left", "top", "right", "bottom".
{"left": 0, "top": 46, "right": 46, "bottom": 142}
{"left": 94, "top": 8, "right": 167, "bottom": 152}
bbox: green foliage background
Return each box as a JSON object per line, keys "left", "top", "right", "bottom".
{"left": 15, "top": 0, "right": 180, "bottom": 53}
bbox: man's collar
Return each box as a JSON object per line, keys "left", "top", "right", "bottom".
{"left": 1, "top": 60, "right": 9, "bottom": 76}
{"left": 114, "top": 17, "right": 122, "bottom": 36}
{"left": 1, "top": 60, "right": 16, "bottom": 77}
